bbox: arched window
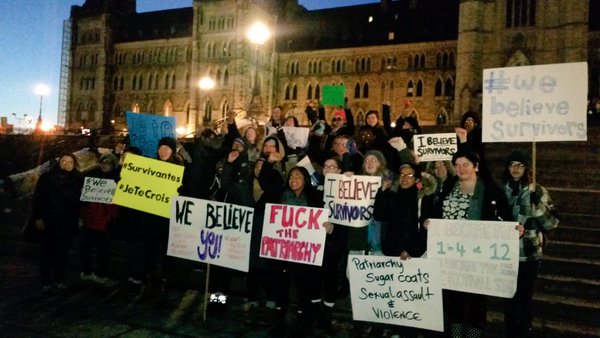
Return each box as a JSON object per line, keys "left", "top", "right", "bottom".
{"left": 416, "top": 79, "right": 423, "bottom": 97}
{"left": 172, "top": 74, "right": 176, "bottom": 89}
{"left": 292, "top": 85, "right": 297, "bottom": 100}
{"left": 164, "top": 74, "right": 170, "bottom": 89}
{"left": 223, "top": 69, "right": 229, "bottom": 86}
{"left": 315, "top": 84, "right": 321, "bottom": 99}
{"left": 307, "top": 84, "right": 313, "bottom": 100}
{"left": 407, "top": 80, "right": 414, "bottom": 97}
{"left": 132, "top": 75, "right": 137, "bottom": 90}
{"left": 363, "top": 82, "right": 369, "bottom": 98}
{"left": 354, "top": 83, "right": 361, "bottom": 98}
{"left": 435, "top": 79, "right": 443, "bottom": 96}
{"left": 138, "top": 75, "right": 143, "bottom": 90}
{"left": 419, "top": 54, "right": 425, "bottom": 69}
{"left": 285, "top": 85, "right": 290, "bottom": 100}
{"left": 216, "top": 69, "right": 222, "bottom": 86}
{"left": 445, "top": 78, "right": 454, "bottom": 97}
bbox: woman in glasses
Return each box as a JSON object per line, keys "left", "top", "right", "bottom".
{"left": 501, "top": 150, "right": 558, "bottom": 338}
{"left": 31, "top": 153, "right": 82, "bottom": 293}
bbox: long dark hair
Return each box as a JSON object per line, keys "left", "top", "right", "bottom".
{"left": 287, "top": 166, "right": 312, "bottom": 193}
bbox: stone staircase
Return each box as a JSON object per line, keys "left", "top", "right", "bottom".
{"left": 482, "top": 125, "right": 600, "bottom": 337}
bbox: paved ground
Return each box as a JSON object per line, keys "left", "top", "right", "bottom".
{"left": 0, "top": 254, "right": 377, "bottom": 338}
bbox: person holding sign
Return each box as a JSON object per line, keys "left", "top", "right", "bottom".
{"left": 423, "top": 149, "right": 513, "bottom": 338}
{"left": 79, "top": 153, "right": 119, "bottom": 284}
{"left": 269, "top": 166, "right": 333, "bottom": 337}
{"left": 501, "top": 150, "right": 558, "bottom": 338}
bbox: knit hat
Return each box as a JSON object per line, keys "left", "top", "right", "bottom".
{"left": 233, "top": 137, "right": 245, "bottom": 148}
{"left": 263, "top": 135, "right": 280, "bottom": 152}
{"left": 505, "top": 150, "right": 531, "bottom": 167}
{"left": 157, "top": 137, "right": 177, "bottom": 153}
{"left": 99, "top": 153, "right": 119, "bottom": 169}
{"left": 332, "top": 110, "right": 346, "bottom": 122}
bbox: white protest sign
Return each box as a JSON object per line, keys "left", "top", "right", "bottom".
{"left": 427, "top": 219, "right": 519, "bottom": 298}
{"left": 482, "top": 62, "right": 587, "bottom": 142}
{"left": 413, "top": 133, "right": 457, "bottom": 162}
{"left": 80, "top": 177, "right": 117, "bottom": 204}
{"left": 323, "top": 173, "right": 381, "bottom": 227}
{"left": 267, "top": 126, "right": 309, "bottom": 149}
{"left": 347, "top": 255, "right": 444, "bottom": 332}
{"left": 167, "top": 196, "right": 253, "bottom": 272}
{"left": 260, "top": 203, "right": 328, "bottom": 266}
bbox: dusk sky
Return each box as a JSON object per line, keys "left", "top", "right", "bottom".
{"left": 0, "top": 0, "right": 378, "bottom": 129}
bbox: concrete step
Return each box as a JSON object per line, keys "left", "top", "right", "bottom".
{"left": 541, "top": 254, "right": 600, "bottom": 280}
{"left": 544, "top": 240, "right": 600, "bottom": 260}
{"left": 536, "top": 274, "right": 600, "bottom": 301}
{"left": 547, "top": 188, "right": 600, "bottom": 215}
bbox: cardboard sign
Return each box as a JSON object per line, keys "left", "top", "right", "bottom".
{"left": 126, "top": 112, "right": 177, "bottom": 157}
{"left": 323, "top": 173, "right": 381, "bottom": 227}
{"left": 321, "top": 85, "right": 346, "bottom": 106}
{"left": 167, "top": 197, "right": 253, "bottom": 272}
{"left": 348, "top": 255, "right": 444, "bottom": 332}
{"left": 260, "top": 203, "right": 328, "bottom": 266}
{"left": 112, "top": 153, "right": 184, "bottom": 218}
{"left": 80, "top": 177, "right": 116, "bottom": 204}
{"left": 482, "top": 62, "right": 587, "bottom": 142}
{"left": 266, "top": 126, "right": 310, "bottom": 149}
{"left": 413, "top": 133, "right": 457, "bottom": 162}
{"left": 427, "top": 219, "right": 519, "bottom": 298}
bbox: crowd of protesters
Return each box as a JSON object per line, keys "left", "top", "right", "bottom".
{"left": 28, "top": 101, "right": 558, "bottom": 338}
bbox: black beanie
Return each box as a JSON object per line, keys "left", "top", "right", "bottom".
{"left": 158, "top": 137, "right": 177, "bottom": 153}
{"left": 505, "top": 150, "right": 531, "bottom": 167}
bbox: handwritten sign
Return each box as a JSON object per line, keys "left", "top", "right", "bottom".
{"left": 80, "top": 177, "right": 116, "bottom": 204}
{"left": 413, "top": 133, "right": 457, "bottom": 162}
{"left": 260, "top": 203, "right": 328, "bottom": 266}
{"left": 482, "top": 62, "right": 587, "bottom": 142}
{"left": 167, "top": 197, "right": 253, "bottom": 272}
{"left": 323, "top": 173, "right": 381, "bottom": 227}
{"left": 126, "top": 112, "right": 177, "bottom": 157}
{"left": 347, "top": 255, "right": 444, "bottom": 332}
{"left": 112, "top": 153, "right": 184, "bottom": 218}
{"left": 427, "top": 219, "right": 519, "bottom": 298}
{"left": 266, "top": 126, "right": 309, "bottom": 149}
{"left": 321, "top": 85, "right": 346, "bottom": 106}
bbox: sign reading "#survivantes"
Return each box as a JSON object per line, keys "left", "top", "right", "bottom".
{"left": 112, "top": 153, "right": 184, "bottom": 218}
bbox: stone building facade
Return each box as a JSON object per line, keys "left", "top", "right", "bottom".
{"left": 63, "top": 0, "right": 597, "bottom": 134}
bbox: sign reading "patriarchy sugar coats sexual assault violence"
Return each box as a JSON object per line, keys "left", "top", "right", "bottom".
{"left": 112, "top": 153, "right": 184, "bottom": 218}
{"left": 323, "top": 173, "right": 381, "bottom": 227}
{"left": 482, "top": 62, "right": 587, "bottom": 142}
{"left": 260, "top": 203, "right": 328, "bottom": 266}
{"left": 347, "top": 255, "right": 444, "bottom": 332}
{"left": 427, "top": 219, "right": 520, "bottom": 298}
{"left": 167, "top": 197, "right": 253, "bottom": 272}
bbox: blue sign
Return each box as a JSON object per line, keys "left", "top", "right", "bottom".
{"left": 126, "top": 112, "right": 176, "bottom": 158}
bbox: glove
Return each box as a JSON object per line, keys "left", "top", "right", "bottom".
{"left": 530, "top": 191, "right": 541, "bottom": 205}
{"left": 388, "top": 137, "right": 407, "bottom": 151}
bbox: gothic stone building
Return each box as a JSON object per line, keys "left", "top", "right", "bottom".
{"left": 64, "top": 0, "right": 599, "bottom": 134}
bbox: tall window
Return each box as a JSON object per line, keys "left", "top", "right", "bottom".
{"left": 506, "top": 0, "right": 536, "bottom": 28}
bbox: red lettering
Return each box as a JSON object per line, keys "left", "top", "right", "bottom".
{"left": 269, "top": 205, "right": 283, "bottom": 224}
{"left": 294, "top": 207, "right": 307, "bottom": 228}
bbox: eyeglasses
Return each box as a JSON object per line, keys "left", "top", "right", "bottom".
{"left": 399, "top": 173, "right": 415, "bottom": 179}
{"left": 365, "top": 158, "right": 379, "bottom": 163}
{"left": 61, "top": 160, "right": 74, "bottom": 165}
{"left": 332, "top": 117, "right": 343, "bottom": 122}
{"left": 509, "top": 162, "right": 525, "bottom": 168}
{"left": 323, "top": 165, "right": 339, "bottom": 170}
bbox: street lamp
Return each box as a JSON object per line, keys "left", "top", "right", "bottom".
{"left": 246, "top": 22, "right": 270, "bottom": 121}
{"left": 34, "top": 83, "right": 50, "bottom": 134}
{"left": 198, "top": 76, "right": 215, "bottom": 126}
{"left": 11, "top": 113, "right": 28, "bottom": 134}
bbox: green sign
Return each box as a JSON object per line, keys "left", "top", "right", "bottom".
{"left": 321, "top": 85, "right": 346, "bottom": 106}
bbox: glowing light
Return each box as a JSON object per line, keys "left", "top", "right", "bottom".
{"left": 247, "top": 22, "right": 270, "bottom": 46}
{"left": 198, "top": 77, "right": 215, "bottom": 90}
{"left": 34, "top": 83, "right": 50, "bottom": 97}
